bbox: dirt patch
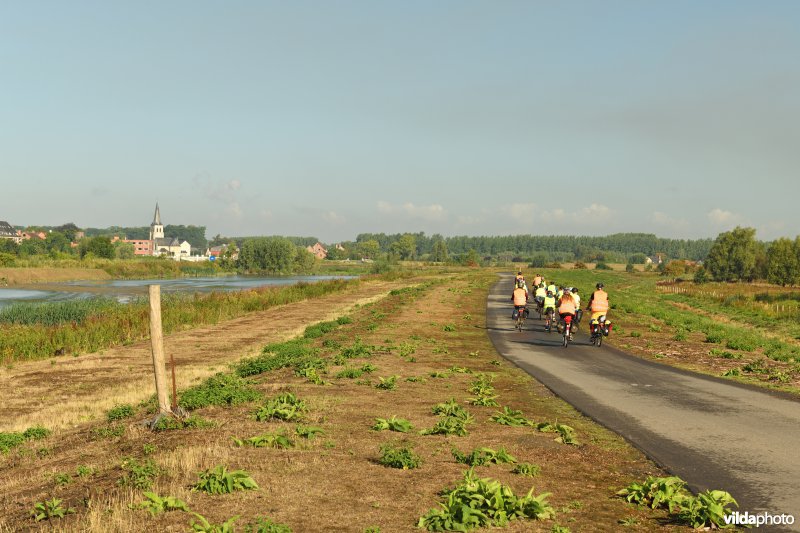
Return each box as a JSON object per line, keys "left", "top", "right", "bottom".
{"left": 0, "top": 271, "right": 679, "bottom": 532}
{"left": 0, "top": 268, "right": 112, "bottom": 285}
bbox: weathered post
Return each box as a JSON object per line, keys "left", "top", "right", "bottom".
{"left": 149, "top": 285, "right": 171, "bottom": 415}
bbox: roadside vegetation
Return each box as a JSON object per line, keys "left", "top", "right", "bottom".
{"left": 0, "top": 268, "right": 690, "bottom": 531}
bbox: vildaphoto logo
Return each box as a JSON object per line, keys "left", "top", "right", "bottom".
{"left": 723, "top": 511, "right": 795, "bottom": 527}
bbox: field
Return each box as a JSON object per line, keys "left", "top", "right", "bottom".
{"left": 0, "top": 269, "right": 687, "bottom": 532}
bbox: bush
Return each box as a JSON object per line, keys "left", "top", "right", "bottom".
{"left": 595, "top": 262, "right": 612, "bottom": 270}
{"left": 179, "top": 373, "right": 261, "bottom": 410}
{"left": 107, "top": 404, "right": 135, "bottom": 422}
{"left": 573, "top": 261, "right": 587, "bottom": 270}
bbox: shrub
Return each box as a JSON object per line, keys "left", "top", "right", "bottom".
{"left": 512, "top": 463, "right": 541, "bottom": 477}
{"left": 31, "top": 498, "right": 76, "bottom": 522}
{"left": 372, "top": 416, "right": 413, "bottom": 433}
{"left": 417, "top": 469, "right": 554, "bottom": 530}
{"left": 194, "top": 465, "right": 258, "bottom": 494}
{"left": 595, "top": 262, "right": 612, "bottom": 270}
{"left": 233, "top": 431, "right": 295, "bottom": 449}
{"left": 118, "top": 458, "right": 161, "bottom": 490}
{"left": 379, "top": 443, "right": 421, "bottom": 469}
{"left": 255, "top": 392, "right": 307, "bottom": 422}
{"left": 107, "top": 404, "right": 135, "bottom": 422}
{"left": 179, "top": 373, "right": 262, "bottom": 410}
{"left": 451, "top": 446, "right": 516, "bottom": 466}
{"left": 135, "top": 492, "right": 190, "bottom": 516}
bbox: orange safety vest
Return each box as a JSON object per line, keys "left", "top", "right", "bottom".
{"left": 533, "top": 275, "right": 542, "bottom": 286}
{"left": 513, "top": 288, "right": 528, "bottom": 306}
{"left": 590, "top": 290, "right": 609, "bottom": 313}
{"left": 558, "top": 297, "right": 576, "bottom": 314}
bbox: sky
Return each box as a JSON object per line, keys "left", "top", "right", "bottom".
{"left": 1, "top": 1, "right": 799, "bottom": 243}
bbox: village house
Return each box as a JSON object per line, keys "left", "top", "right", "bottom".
{"left": 18, "top": 230, "right": 47, "bottom": 241}
{"left": 0, "top": 221, "right": 21, "bottom": 244}
{"left": 306, "top": 242, "right": 328, "bottom": 259}
{"left": 205, "top": 244, "right": 238, "bottom": 261}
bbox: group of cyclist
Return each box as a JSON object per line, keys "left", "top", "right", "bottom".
{"left": 511, "top": 270, "right": 612, "bottom": 340}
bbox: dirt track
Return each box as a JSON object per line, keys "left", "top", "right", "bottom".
{"left": 0, "top": 278, "right": 413, "bottom": 432}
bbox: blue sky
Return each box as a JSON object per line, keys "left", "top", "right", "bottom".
{"left": 1, "top": 1, "right": 798, "bottom": 243}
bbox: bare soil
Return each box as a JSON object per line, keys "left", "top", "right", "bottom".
{"left": 0, "top": 271, "right": 680, "bottom": 532}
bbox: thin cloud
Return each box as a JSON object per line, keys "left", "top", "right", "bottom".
{"left": 707, "top": 208, "right": 738, "bottom": 225}
{"left": 502, "top": 203, "right": 537, "bottom": 225}
{"left": 376, "top": 201, "right": 446, "bottom": 221}
{"left": 321, "top": 211, "right": 345, "bottom": 224}
{"left": 652, "top": 211, "right": 689, "bottom": 231}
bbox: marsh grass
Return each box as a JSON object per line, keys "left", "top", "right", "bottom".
{"left": 1, "top": 278, "right": 358, "bottom": 364}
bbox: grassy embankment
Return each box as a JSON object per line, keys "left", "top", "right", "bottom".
{"left": 0, "top": 269, "right": 682, "bottom": 532}
{"left": 534, "top": 268, "right": 800, "bottom": 393}
{"left": 0, "top": 278, "right": 364, "bottom": 364}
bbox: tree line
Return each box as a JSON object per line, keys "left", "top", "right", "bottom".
{"left": 702, "top": 227, "right": 800, "bottom": 286}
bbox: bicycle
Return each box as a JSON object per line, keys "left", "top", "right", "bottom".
{"left": 589, "top": 315, "right": 608, "bottom": 347}
{"left": 513, "top": 306, "right": 527, "bottom": 332}
{"left": 562, "top": 318, "right": 572, "bottom": 348}
{"left": 544, "top": 308, "right": 555, "bottom": 333}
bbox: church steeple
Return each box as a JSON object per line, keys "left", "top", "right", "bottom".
{"left": 149, "top": 202, "right": 164, "bottom": 240}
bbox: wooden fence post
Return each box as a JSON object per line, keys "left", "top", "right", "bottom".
{"left": 149, "top": 285, "right": 171, "bottom": 415}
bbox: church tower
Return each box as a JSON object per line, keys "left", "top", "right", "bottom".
{"left": 149, "top": 203, "right": 164, "bottom": 240}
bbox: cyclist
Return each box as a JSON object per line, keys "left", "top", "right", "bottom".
{"left": 515, "top": 270, "right": 525, "bottom": 286}
{"left": 534, "top": 282, "right": 546, "bottom": 311}
{"left": 543, "top": 289, "right": 556, "bottom": 332}
{"left": 571, "top": 287, "right": 582, "bottom": 329}
{"left": 547, "top": 281, "right": 557, "bottom": 296}
{"left": 511, "top": 279, "right": 529, "bottom": 320}
{"left": 558, "top": 288, "right": 577, "bottom": 340}
{"left": 587, "top": 282, "right": 611, "bottom": 335}
{"left": 532, "top": 273, "right": 543, "bottom": 287}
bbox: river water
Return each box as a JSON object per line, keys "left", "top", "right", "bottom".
{"left": 0, "top": 275, "right": 354, "bottom": 309}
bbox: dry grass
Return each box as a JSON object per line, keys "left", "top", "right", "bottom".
{"left": 0, "top": 267, "right": 111, "bottom": 284}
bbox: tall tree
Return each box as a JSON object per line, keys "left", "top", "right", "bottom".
{"left": 705, "top": 227, "right": 759, "bottom": 282}
{"left": 431, "top": 238, "right": 449, "bottom": 262}
{"left": 766, "top": 238, "right": 800, "bottom": 286}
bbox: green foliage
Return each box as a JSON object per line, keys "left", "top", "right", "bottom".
{"left": 554, "top": 424, "right": 579, "bottom": 445}
{"left": 1, "top": 426, "right": 51, "bottom": 453}
{"left": 76, "top": 465, "right": 95, "bottom": 477}
{"left": 53, "top": 472, "right": 72, "bottom": 486}
{"left": 442, "top": 323, "right": 456, "bottom": 332}
{"left": 153, "top": 414, "right": 214, "bottom": 431}
{"left": 136, "top": 492, "right": 190, "bottom": 516}
{"left": 180, "top": 373, "right": 262, "bottom": 410}
{"left": 236, "top": 338, "right": 317, "bottom": 377}
{"left": 22, "top": 426, "right": 50, "bottom": 440}
{"left": 303, "top": 320, "right": 340, "bottom": 339}
{"left": 678, "top": 490, "right": 739, "bottom": 529}
{"left": 243, "top": 516, "right": 293, "bottom": 533}
{"left": 766, "top": 238, "right": 800, "bottom": 286}
{"left": 194, "top": 465, "right": 259, "bottom": 494}
{"left": 421, "top": 404, "right": 474, "bottom": 437}
{"left": 118, "top": 457, "right": 161, "bottom": 490}
{"left": 618, "top": 476, "right": 738, "bottom": 529}
{"left": 255, "top": 392, "right": 307, "bottom": 422}
{"left": 31, "top": 498, "right": 76, "bottom": 522}
{"left": 0, "top": 297, "right": 119, "bottom": 326}
{"left": 375, "top": 375, "right": 399, "bottom": 390}
{"left": 340, "top": 338, "right": 373, "bottom": 359}
{"left": 417, "top": 468, "right": 554, "bottom": 530}
{"left": 295, "top": 425, "right": 325, "bottom": 439}
{"left": 238, "top": 237, "right": 299, "bottom": 273}
{"left": 512, "top": 463, "right": 541, "bottom": 477}
{"left": 336, "top": 367, "right": 364, "bottom": 379}
{"left": 107, "top": 403, "right": 135, "bottom": 422}
{"left": 92, "top": 424, "right": 125, "bottom": 439}
{"left": 705, "top": 227, "right": 761, "bottom": 282}
{"left": 379, "top": 443, "right": 422, "bottom": 469}
{"left": 490, "top": 407, "right": 534, "bottom": 427}
{"left": 451, "top": 446, "right": 517, "bottom": 466}
{"left": 190, "top": 513, "right": 240, "bottom": 533}
{"left": 595, "top": 262, "right": 612, "bottom": 270}
{"left": 372, "top": 416, "right": 413, "bottom": 433}
{"left": 233, "top": 431, "right": 295, "bottom": 449}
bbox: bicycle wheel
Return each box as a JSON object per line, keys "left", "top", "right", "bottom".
{"left": 596, "top": 333, "right": 602, "bottom": 347}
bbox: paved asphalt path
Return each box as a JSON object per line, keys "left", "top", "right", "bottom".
{"left": 487, "top": 275, "right": 800, "bottom": 530}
